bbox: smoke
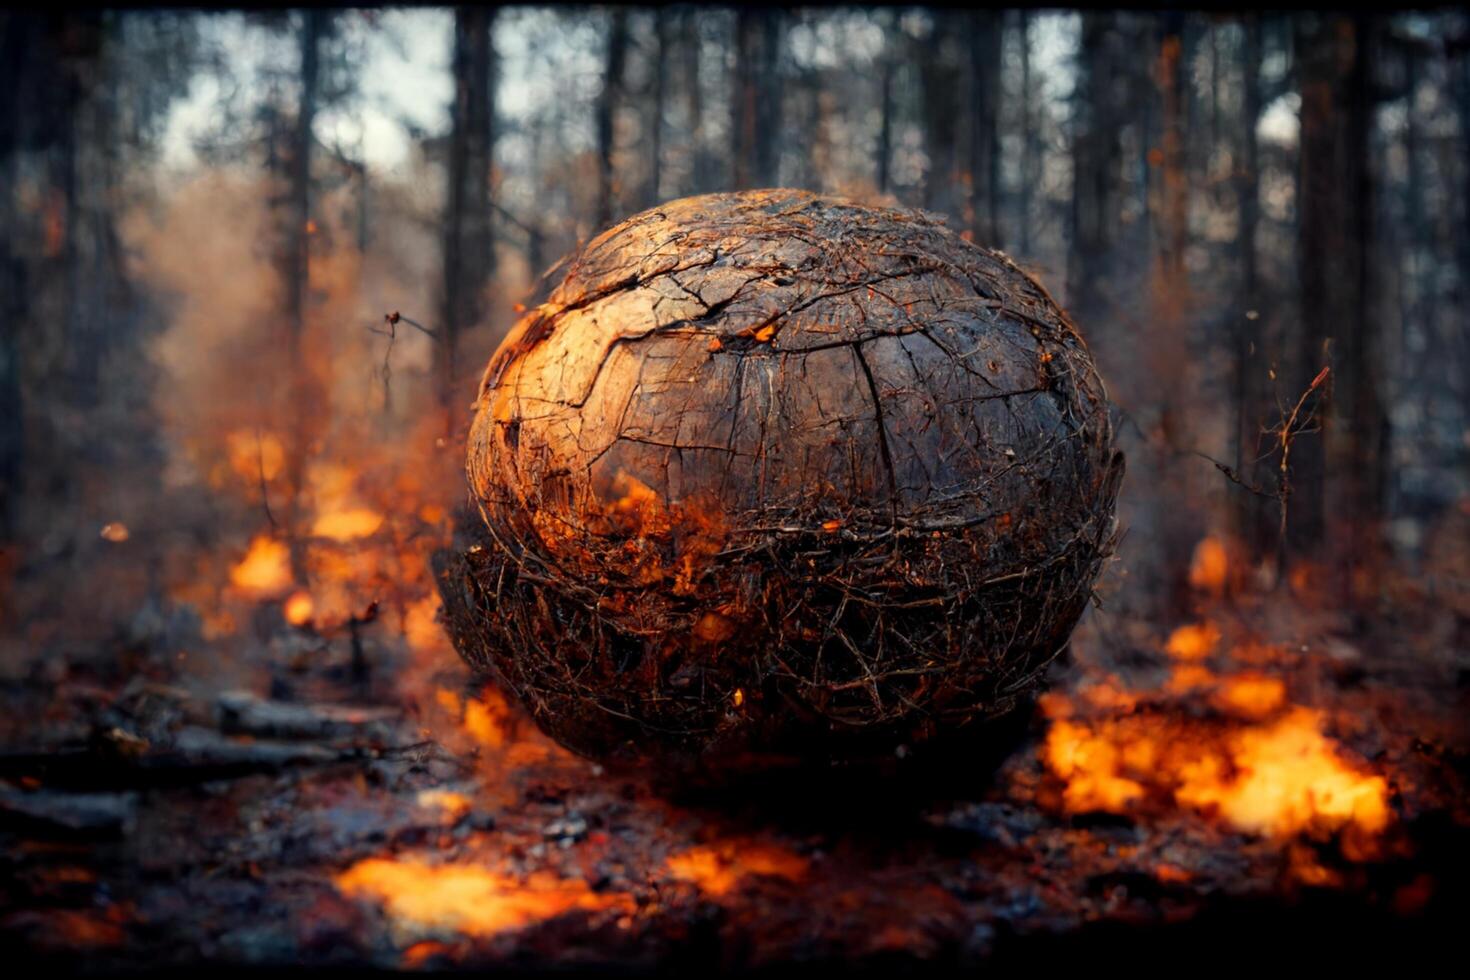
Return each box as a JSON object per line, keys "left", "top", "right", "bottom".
{"left": 116, "top": 160, "right": 478, "bottom": 660}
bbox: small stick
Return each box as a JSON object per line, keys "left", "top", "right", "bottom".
{"left": 255, "top": 427, "right": 279, "bottom": 530}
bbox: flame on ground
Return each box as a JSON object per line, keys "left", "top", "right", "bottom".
{"left": 310, "top": 507, "right": 385, "bottom": 542}
{"left": 335, "top": 858, "right": 631, "bottom": 940}
{"left": 1042, "top": 625, "right": 1391, "bottom": 843}
{"left": 133, "top": 171, "right": 465, "bottom": 666}
{"left": 1173, "top": 707, "right": 1389, "bottom": 838}
{"left": 229, "top": 535, "right": 293, "bottom": 597}
{"left": 435, "top": 688, "right": 508, "bottom": 750}
{"left": 664, "top": 840, "right": 809, "bottom": 897}
{"left": 415, "top": 788, "right": 473, "bottom": 821}
{"left": 434, "top": 686, "right": 554, "bottom": 768}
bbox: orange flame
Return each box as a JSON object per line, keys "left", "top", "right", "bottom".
{"left": 335, "top": 858, "right": 630, "bottom": 939}
{"left": 1164, "top": 621, "right": 1220, "bottom": 661}
{"left": 283, "top": 590, "right": 314, "bottom": 626}
{"left": 415, "top": 788, "right": 473, "bottom": 821}
{"left": 225, "top": 429, "right": 284, "bottom": 484}
{"left": 665, "top": 840, "right": 809, "bottom": 897}
{"left": 229, "top": 535, "right": 293, "bottom": 597}
{"left": 1042, "top": 693, "right": 1389, "bottom": 840}
{"left": 310, "top": 507, "right": 385, "bottom": 542}
{"left": 1173, "top": 707, "right": 1389, "bottom": 838}
{"left": 1212, "top": 672, "right": 1287, "bottom": 719}
{"left": 1188, "top": 535, "right": 1230, "bottom": 594}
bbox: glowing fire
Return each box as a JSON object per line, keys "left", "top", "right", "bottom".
{"left": 335, "top": 858, "right": 631, "bottom": 939}
{"left": 225, "top": 429, "right": 284, "bottom": 483}
{"left": 310, "top": 507, "right": 385, "bottom": 542}
{"left": 1173, "top": 707, "right": 1389, "bottom": 837}
{"left": 283, "top": 590, "right": 314, "bottom": 626}
{"left": 434, "top": 686, "right": 554, "bottom": 768}
{"left": 1041, "top": 625, "right": 1391, "bottom": 843}
{"left": 664, "top": 841, "right": 809, "bottom": 896}
{"left": 415, "top": 788, "right": 473, "bottom": 821}
{"left": 229, "top": 535, "right": 293, "bottom": 597}
{"left": 132, "top": 172, "right": 465, "bottom": 655}
{"left": 1213, "top": 672, "right": 1287, "bottom": 718}
{"left": 1164, "top": 621, "right": 1220, "bottom": 661}
{"left": 436, "top": 688, "right": 507, "bottom": 749}
{"left": 1188, "top": 535, "right": 1230, "bottom": 594}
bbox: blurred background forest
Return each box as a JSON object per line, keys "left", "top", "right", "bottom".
{"left": 2, "top": 5, "right": 1468, "bottom": 678}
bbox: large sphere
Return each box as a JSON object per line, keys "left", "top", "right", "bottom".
{"left": 446, "top": 189, "right": 1122, "bottom": 776}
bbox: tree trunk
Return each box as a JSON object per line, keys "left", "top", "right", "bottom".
{"left": 875, "top": 11, "right": 895, "bottom": 195}
{"left": 682, "top": 9, "right": 707, "bottom": 195}
{"left": 0, "top": 14, "right": 26, "bottom": 538}
{"left": 1232, "top": 13, "right": 1270, "bottom": 558}
{"left": 282, "top": 10, "right": 322, "bottom": 580}
{"left": 1017, "top": 10, "right": 1034, "bottom": 256}
{"left": 595, "top": 8, "right": 628, "bottom": 229}
{"left": 441, "top": 6, "right": 496, "bottom": 440}
{"left": 1461, "top": 44, "right": 1470, "bottom": 307}
{"left": 1068, "top": 12, "right": 1126, "bottom": 323}
{"left": 1151, "top": 12, "right": 1196, "bottom": 614}
{"left": 796, "top": 62, "right": 828, "bottom": 191}
{"left": 1293, "top": 14, "right": 1383, "bottom": 586}
{"left": 1394, "top": 34, "right": 1424, "bottom": 537}
{"left": 648, "top": 8, "right": 667, "bottom": 207}
{"left": 731, "top": 9, "right": 782, "bottom": 190}
{"left": 1339, "top": 15, "right": 1387, "bottom": 592}
{"left": 968, "top": 11, "right": 1003, "bottom": 247}
{"left": 918, "top": 12, "right": 961, "bottom": 219}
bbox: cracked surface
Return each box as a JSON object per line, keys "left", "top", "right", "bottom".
{"left": 443, "top": 189, "right": 1123, "bottom": 775}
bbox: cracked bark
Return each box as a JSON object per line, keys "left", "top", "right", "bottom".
{"left": 444, "top": 190, "right": 1122, "bottom": 778}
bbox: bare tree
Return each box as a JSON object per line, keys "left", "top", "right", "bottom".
{"left": 968, "top": 10, "right": 1003, "bottom": 246}
{"left": 1068, "top": 12, "right": 1130, "bottom": 325}
{"left": 276, "top": 9, "right": 324, "bottom": 579}
{"left": 1294, "top": 13, "right": 1385, "bottom": 585}
{"left": 596, "top": 8, "right": 628, "bottom": 228}
{"left": 731, "top": 8, "right": 783, "bottom": 189}
{"left": 440, "top": 6, "right": 497, "bottom": 439}
{"left": 1016, "top": 10, "right": 1035, "bottom": 256}
{"left": 647, "top": 8, "right": 667, "bottom": 207}
{"left": 681, "top": 7, "right": 709, "bottom": 196}
{"left": 875, "top": 10, "right": 896, "bottom": 195}
{"left": 1232, "top": 14, "right": 1271, "bottom": 555}
{"left": 917, "top": 12, "right": 962, "bottom": 219}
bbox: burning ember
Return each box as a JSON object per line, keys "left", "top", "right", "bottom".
{"left": 1034, "top": 542, "right": 1406, "bottom": 878}
{"left": 1043, "top": 697, "right": 1390, "bottom": 839}
{"left": 335, "top": 858, "right": 634, "bottom": 942}
{"left": 664, "top": 841, "right": 810, "bottom": 897}
{"left": 229, "top": 534, "right": 293, "bottom": 597}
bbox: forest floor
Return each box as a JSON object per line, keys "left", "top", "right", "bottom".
{"left": 0, "top": 547, "right": 1467, "bottom": 972}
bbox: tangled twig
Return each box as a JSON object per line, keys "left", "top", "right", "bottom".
{"left": 368, "top": 311, "right": 439, "bottom": 411}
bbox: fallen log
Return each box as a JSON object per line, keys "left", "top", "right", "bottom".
{"left": 214, "top": 691, "right": 402, "bottom": 742}
{"left": 0, "top": 786, "right": 137, "bottom": 836}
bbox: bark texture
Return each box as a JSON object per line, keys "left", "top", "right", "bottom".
{"left": 442, "top": 189, "right": 1123, "bottom": 776}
